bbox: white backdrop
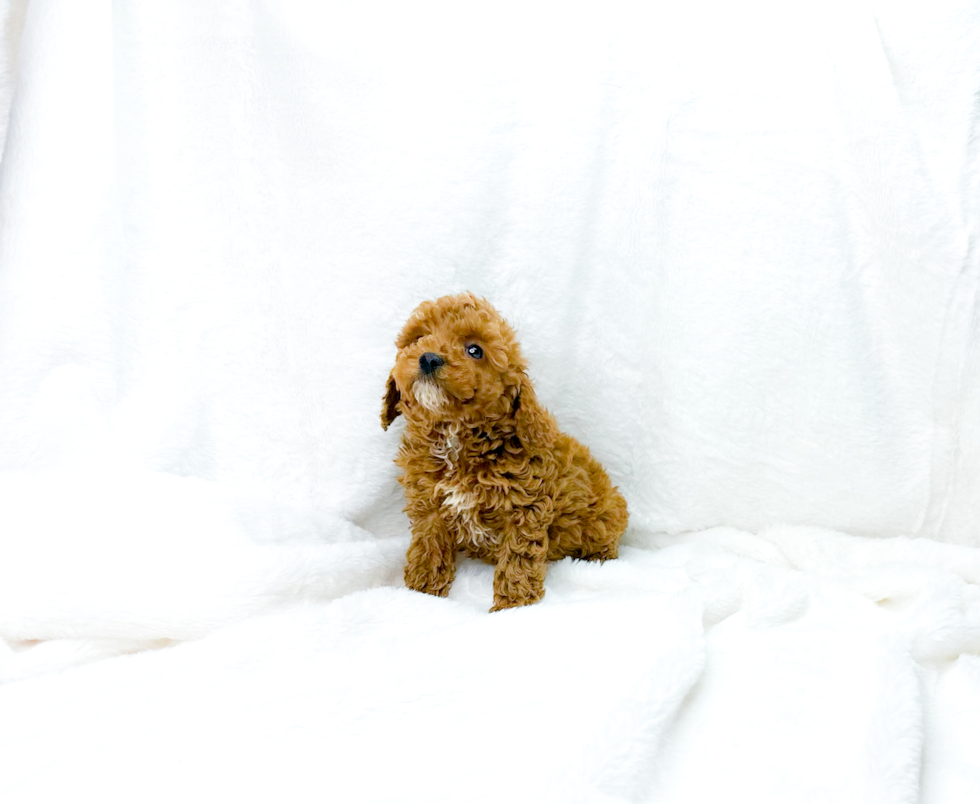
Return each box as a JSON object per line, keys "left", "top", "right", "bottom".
{"left": 0, "top": 0, "right": 977, "bottom": 542}
{"left": 0, "top": 2, "right": 978, "bottom": 802}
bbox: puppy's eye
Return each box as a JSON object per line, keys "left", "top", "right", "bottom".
{"left": 465, "top": 344, "right": 483, "bottom": 360}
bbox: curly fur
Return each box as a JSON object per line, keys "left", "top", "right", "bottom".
{"left": 382, "top": 293, "right": 628, "bottom": 611}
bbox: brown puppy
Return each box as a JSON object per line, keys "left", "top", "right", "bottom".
{"left": 382, "top": 293, "right": 628, "bottom": 611}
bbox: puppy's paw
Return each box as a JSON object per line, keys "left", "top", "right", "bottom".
{"left": 581, "top": 543, "right": 618, "bottom": 562}
{"left": 489, "top": 588, "right": 544, "bottom": 612}
{"left": 404, "top": 565, "right": 454, "bottom": 598}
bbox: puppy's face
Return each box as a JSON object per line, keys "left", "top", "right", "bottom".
{"left": 382, "top": 294, "right": 524, "bottom": 428}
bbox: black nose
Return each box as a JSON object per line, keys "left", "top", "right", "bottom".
{"left": 419, "top": 352, "right": 445, "bottom": 375}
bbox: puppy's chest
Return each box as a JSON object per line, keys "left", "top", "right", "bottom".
{"left": 430, "top": 432, "right": 500, "bottom": 549}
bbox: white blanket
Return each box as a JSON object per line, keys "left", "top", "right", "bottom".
{"left": 0, "top": 1, "right": 978, "bottom": 801}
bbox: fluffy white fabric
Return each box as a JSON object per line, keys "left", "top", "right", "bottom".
{"left": 0, "top": 1, "right": 978, "bottom": 802}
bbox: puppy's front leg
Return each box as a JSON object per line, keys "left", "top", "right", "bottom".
{"left": 491, "top": 528, "right": 548, "bottom": 612}
{"left": 404, "top": 510, "right": 457, "bottom": 598}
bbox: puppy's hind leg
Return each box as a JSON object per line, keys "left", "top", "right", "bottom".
{"left": 580, "top": 488, "right": 628, "bottom": 562}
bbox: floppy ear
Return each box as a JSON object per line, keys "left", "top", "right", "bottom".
{"left": 507, "top": 372, "right": 550, "bottom": 447}
{"left": 381, "top": 373, "right": 401, "bottom": 430}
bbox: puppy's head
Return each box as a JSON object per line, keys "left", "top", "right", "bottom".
{"left": 382, "top": 293, "right": 527, "bottom": 429}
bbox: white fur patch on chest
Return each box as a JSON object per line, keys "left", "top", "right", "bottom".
{"left": 440, "top": 484, "right": 476, "bottom": 516}
{"left": 430, "top": 424, "right": 498, "bottom": 548}
{"left": 431, "top": 422, "right": 462, "bottom": 467}
{"left": 435, "top": 479, "right": 498, "bottom": 548}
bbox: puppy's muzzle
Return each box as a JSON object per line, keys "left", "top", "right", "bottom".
{"left": 419, "top": 352, "right": 444, "bottom": 375}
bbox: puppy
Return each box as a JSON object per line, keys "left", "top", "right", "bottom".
{"left": 382, "top": 293, "right": 628, "bottom": 611}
